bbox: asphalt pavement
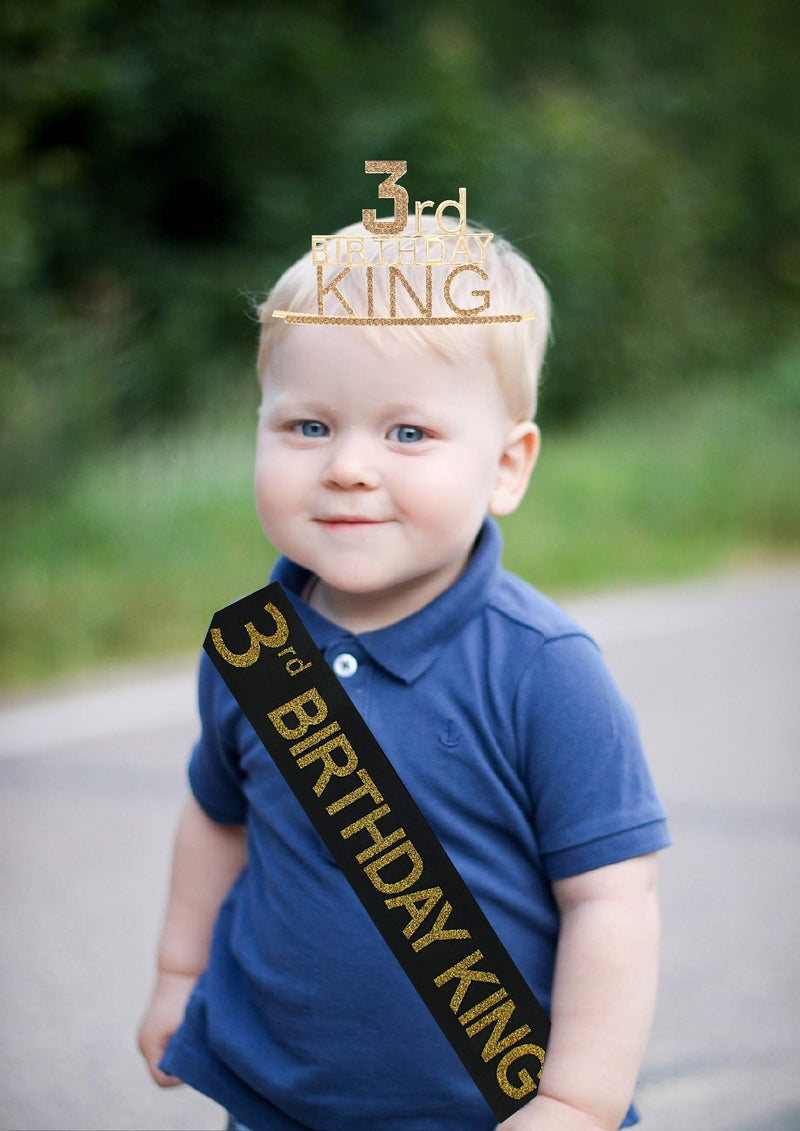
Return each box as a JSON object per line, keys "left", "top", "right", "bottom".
{"left": 2, "top": 564, "right": 799, "bottom": 1131}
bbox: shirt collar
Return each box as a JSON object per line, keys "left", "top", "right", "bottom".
{"left": 270, "top": 516, "right": 503, "bottom": 684}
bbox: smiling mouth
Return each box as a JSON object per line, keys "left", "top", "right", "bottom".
{"left": 315, "top": 517, "right": 386, "bottom": 526}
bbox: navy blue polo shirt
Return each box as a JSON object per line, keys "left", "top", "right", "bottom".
{"left": 161, "top": 517, "right": 670, "bottom": 1131}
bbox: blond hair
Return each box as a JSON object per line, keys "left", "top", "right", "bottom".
{"left": 256, "top": 215, "right": 550, "bottom": 421}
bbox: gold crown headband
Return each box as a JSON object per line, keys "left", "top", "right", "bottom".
{"left": 273, "top": 161, "right": 536, "bottom": 328}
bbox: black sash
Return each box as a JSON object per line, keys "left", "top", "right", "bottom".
{"left": 205, "top": 581, "right": 550, "bottom": 1122}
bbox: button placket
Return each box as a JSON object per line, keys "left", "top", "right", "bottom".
{"left": 332, "top": 652, "right": 358, "bottom": 678}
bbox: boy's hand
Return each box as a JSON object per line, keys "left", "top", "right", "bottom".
{"left": 496, "top": 1094, "right": 612, "bottom": 1131}
{"left": 137, "top": 970, "right": 197, "bottom": 1086}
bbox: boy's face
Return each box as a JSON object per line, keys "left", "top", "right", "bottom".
{"left": 255, "top": 326, "right": 537, "bottom": 630}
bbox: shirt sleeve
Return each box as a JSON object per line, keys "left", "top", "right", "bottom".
{"left": 187, "top": 649, "right": 249, "bottom": 825}
{"left": 513, "top": 632, "right": 671, "bottom": 881}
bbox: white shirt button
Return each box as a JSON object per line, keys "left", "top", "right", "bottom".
{"left": 332, "top": 652, "right": 358, "bottom": 678}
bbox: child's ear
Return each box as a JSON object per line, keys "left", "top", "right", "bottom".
{"left": 489, "top": 422, "right": 540, "bottom": 517}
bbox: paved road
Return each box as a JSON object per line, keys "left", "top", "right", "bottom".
{"left": 2, "top": 565, "right": 799, "bottom": 1131}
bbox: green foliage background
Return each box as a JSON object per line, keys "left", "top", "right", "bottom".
{"left": 3, "top": 0, "right": 799, "bottom": 495}
{"left": 1, "top": 0, "right": 799, "bottom": 684}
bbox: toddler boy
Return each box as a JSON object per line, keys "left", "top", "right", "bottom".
{"left": 139, "top": 218, "right": 670, "bottom": 1131}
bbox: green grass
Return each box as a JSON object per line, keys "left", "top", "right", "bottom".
{"left": 506, "top": 379, "right": 800, "bottom": 589}
{"left": 3, "top": 379, "right": 799, "bottom": 690}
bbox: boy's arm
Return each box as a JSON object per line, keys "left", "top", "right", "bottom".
{"left": 138, "top": 793, "right": 247, "bottom": 1086}
{"left": 497, "top": 852, "right": 660, "bottom": 1131}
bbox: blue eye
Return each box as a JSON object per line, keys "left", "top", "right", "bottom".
{"left": 298, "top": 420, "right": 328, "bottom": 438}
{"left": 391, "top": 425, "right": 425, "bottom": 444}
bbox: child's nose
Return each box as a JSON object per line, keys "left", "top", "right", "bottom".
{"left": 322, "top": 434, "right": 380, "bottom": 489}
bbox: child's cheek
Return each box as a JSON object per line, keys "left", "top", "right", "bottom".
{"left": 401, "top": 459, "right": 473, "bottom": 520}
{"left": 257, "top": 442, "right": 302, "bottom": 487}
{"left": 255, "top": 451, "right": 295, "bottom": 519}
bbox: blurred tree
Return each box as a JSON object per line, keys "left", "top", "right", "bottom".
{"left": 1, "top": 0, "right": 797, "bottom": 496}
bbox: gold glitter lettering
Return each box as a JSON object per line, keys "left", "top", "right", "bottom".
{"left": 289, "top": 721, "right": 341, "bottom": 757}
{"left": 373, "top": 237, "right": 391, "bottom": 265}
{"left": 458, "top": 988, "right": 509, "bottom": 1026}
{"left": 465, "top": 998, "right": 531, "bottom": 1062}
{"left": 473, "top": 233, "right": 494, "bottom": 262}
{"left": 384, "top": 887, "right": 443, "bottom": 940}
{"left": 366, "top": 265, "right": 375, "bottom": 317}
{"left": 326, "top": 767, "right": 383, "bottom": 815}
{"left": 443, "top": 264, "right": 491, "bottom": 316}
{"left": 339, "top": 803, "right": 406, "bottom": 863}
{"left": 434, "top": 950, "right": 499, "bottom": 1014}
{"left": 267, "top": 688, "right": 328, "bottom": 740}
{"left": 346, "top": 237, "right": 366, "bottom": 265}
{"left": 396, "top": 239, "right": 417, "bottom": 266}
{"left": 362, "top": 160, "right": 409, "bottom": 236}
{"left": 296, "top": 732, "right": 358, "bottom": 796}
{"left": 316, "top": 266, "right": 355, "bottom": 317}
{"left": 364, "top": 840, "right": 424, "bottom": 894}
{"left": 275, "top": 163, "right": 541, "bottom": 328}
{"left": 389, "top": 265, "right": 432, "bottom": 318}
{"left": 211, "top": 604, "right": 289, "bottom": 668}
{"left": 355, "top": 829, "right": 406, "bottom": 863}
{"left": 424, "top": 236, "right": 445, "bottom": 264}
{"left": 450, "top": 235, "right": 474, "bottom": 263}
{"left": 435, "top": 188, "right": 467, "bottom": 233}
{"left": 495, "top": 1043, "right": 545, "bottom": 1100}
{"left": 305, "top": 231, "right": 497, "bottom": 269}
{"left": 411, "top": 900, "right": 471, "bottom": 953}
{"left": 272, "top": 312, "right": 534, "bottom": 327}
{"left": 434, "top": 950, "right": 497, "bottom": 1013}
{"left": 414, "top": 199, "right": 434, "bottom": 234}
{"left": 311, "top": 237, "right": 328, "bottom": 265}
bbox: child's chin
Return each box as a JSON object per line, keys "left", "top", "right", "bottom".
{"left": 321, "top": 571, "right": 395, "bottom": 595}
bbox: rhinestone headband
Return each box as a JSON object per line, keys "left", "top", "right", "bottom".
{"left": 273, "top": 160, "right": 536, "bottom": 328}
